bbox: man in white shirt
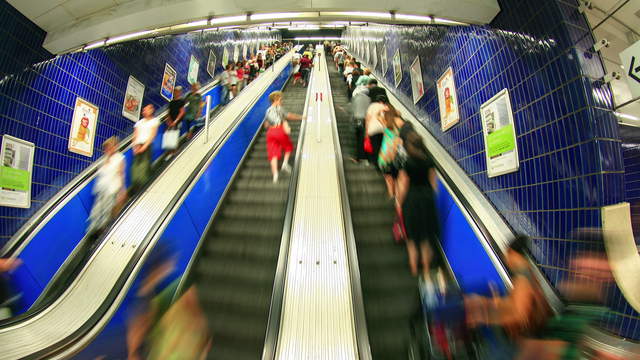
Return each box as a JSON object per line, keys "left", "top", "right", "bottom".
{"left": 131, "top": 104, "right": 159, "bottom": 193}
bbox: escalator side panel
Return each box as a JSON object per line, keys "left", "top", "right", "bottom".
{"left": 7, "top": 84, "right": 224, "bottom": 316}
{"left": 70, "top": 68, "right": 291, "bottom": 360}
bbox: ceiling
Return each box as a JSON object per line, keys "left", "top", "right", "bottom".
{"left": 583, "top": 0, "right": 640, "bottom": 123}
{"left": 7, "top": 0, "right": 500, "bottom": 54}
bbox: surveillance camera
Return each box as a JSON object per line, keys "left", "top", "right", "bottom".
{"left": 593, "top": 38, "right": 609, "bottom": 52}
{"left": 578, "top": 0, "right": 592, "bottom": 13}
{"left": 603, "top": 72, "right": 621, "bottom": 83}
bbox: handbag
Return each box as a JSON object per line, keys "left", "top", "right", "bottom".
{"left": 162, "top": 129, "right": 180, "bottom": 150}
{"left": 392, "top": 206, "right": 407, "bottom": 243}
{"left": 363, "top": 136, "right": 373, "bottom": 154}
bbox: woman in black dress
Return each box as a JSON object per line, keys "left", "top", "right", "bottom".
{"left": 396, "top": 131, "right": 439, "bottom": 278}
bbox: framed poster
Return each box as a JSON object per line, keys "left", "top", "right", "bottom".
{"left": 381, "top": 44, "right": 388, "bottom": 75}
{"left": 222, "top": 47, "right": 230, "bottom": 68}
{"left": 364, "top": 41, "right": 370, "bottom": 64}
{"left": 410, "top": 56, "right": 425, "bottom": 104}
{"left": 0, "top": 135, "right": 34, "bottom": 208}
{"left": 68, "top": 97, "right": 99, "bottom": 157}
{"left": 371, "top": 42, "right": 378, "bottom": 70}
{"left": 122, "top": 75, "right": 144, "bottom": 122}
{"left": 233, "top": 45, "right": 239, "bottom": 63}
{"left": 187, "top": 55, "right": 199, "bottom": 85}
{"left": 437, "top": 67, "right": 460, "bottom": 131}
{"left": 392, "top": 49, "right": 402, "bottom": 88}
{"left": 480, "top": 89, "right": 520, "bottom": 178}
{"left": 207, "top": 49, "right": 217, "bottom": 78}
{"left": 242, "top": 43, "right": 248, "bottom": 60}
{"left": 160, "top": 63, "right": 177, "bottom": 101}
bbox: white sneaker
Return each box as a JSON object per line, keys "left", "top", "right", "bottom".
{"left": 273, "top": 173, "right": 279, "bottom": 183}
{"left": 281, "top": 163, "right": 291, "bottom": 173}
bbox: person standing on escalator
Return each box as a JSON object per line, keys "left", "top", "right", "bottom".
{"left": 264, "top": 91, "right": 304, "bottom": 183}
{"left": 132, "top": 104, "right": 159, "bottom": 194}
{"left": 299, "top": 54, "right": 313, "bottom": 87}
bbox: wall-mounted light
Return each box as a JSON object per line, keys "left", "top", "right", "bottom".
{"left": 250, "top": 12, "right": 318, "bottom": 21}
{"left": 171, "top": 19, "right": 208, "bottom": 30}
{"left": 106, "top": 30, "right": 154, "bottom": 45}
{"left": 320, "top": 11, "right": 392, "bottom": 19}
{"left": 210, "top": 15, "right": 248, "bottom": 25}
{"left": 84, "top": 39, "right": 106, "bottom": 50}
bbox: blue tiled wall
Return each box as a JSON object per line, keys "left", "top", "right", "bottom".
{"left": 0, "top": 0, "right": 278, "bottom": 246}
{"left": 343, "top": 0, "right": 636, "bottom": 339}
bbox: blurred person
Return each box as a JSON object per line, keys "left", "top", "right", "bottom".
{"left": 0, "top": 257, "right": 22, "bottom": 320}
{"left": 235, "top": 61, "right": 245, "bottom": 92}
{"left": 334, "top": 47, "right": 345, "bottom": 74}
{"left": 348, "top": 68, "right": 362, "bottom": 99}
{"left": 351, "top": 83, "right": 371, "bottom": 163}
{"left": 377, "top": 106, "right": 402, "bottom": 198}
{"left": 220, "top": 64, "right": 233, "bottom": 105}
{"left": 355, "top": 68, "right": 372, "bottom": 87}
{"left": 131, "top": 104, "right": 159, "bottom": 194}
{"left": 167, "top": 86, "right": 185, "bottom": 131}
{"left": 256, "top": 53, "right": 264, "bottom": 70}
{"left": 248, "top": 56, "right": 259, "bottom": 82}
{"left": 365, "top": 95, "right": 389, "bottom": 172}
{"left": 87, "top": 136, "right": 126, "bottom": 238}
{"left": 299, "top": 53, "right": 313, "bottom": 87}
{"left": 292, "top": 55, "right": 302, "bottom": 86}
{"left": 184, "top": 82, "right": 203, "bottom": 139}
{"left": 367, "top": 79, "right": 387, "bottom": 102}
{"left": 343, "top": 60, "right": 354, "bottom": 81}
{"left": 264, "top": 91, "right": 304, "bottom": 183}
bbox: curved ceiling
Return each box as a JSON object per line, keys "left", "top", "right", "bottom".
{"left": 8, "top": 0, "right": 500, "bottom": 54}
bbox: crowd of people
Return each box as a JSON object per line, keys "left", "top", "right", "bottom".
{"left": 330, "top": 43, "right": 623, "bottom": 360}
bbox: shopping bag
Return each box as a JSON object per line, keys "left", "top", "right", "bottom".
{"left": 162, "top": 129, "right": 179, "bottom": 150}
{"left": 363, "top": 136, "right": 373, "bottom": 154}
{"left": 392, "top": 207, "right": 407, "bottom": 243}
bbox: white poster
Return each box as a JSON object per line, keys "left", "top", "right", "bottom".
{"left": 480, "top": 89, "right": 520, "bottom": 178}
{"left": 160, "top": 63, "right": 177, "bottom": 101}
{"left": 122, "top": 75, "right": 144, "bottom": 122}
{"left": 0, "top": 135, "right": 34, "bottom": 208}
{"left": 207, "top": 49, "right": 217, "bottom": 78}
{"left": 437, "top": 67, "right": 460, "bottom": 131}
{"left": 410, "top": 56, "right": 425, "bottom": 104}
{"left": 392, "top": 48, "right": 402, "bottom": 88}
{"left": 371, "top": 42, "right": 378, "bottom": 70}
{"left": 68, "top": 97, "right": 99, "bottom": 157}
{"left": 187, "top": 55, "right": 199, "bottom": 85}
{"left": 242, "top": 43, "right": 248, "bottom": 60}
{"left": 222, "top": 47, "right": 230, "bottom": 68}
{"left": 233, "top": 45, "right": 240, "bottom": 64}
{"left": 381, "top": 44, "right": 388, "bottom": 75}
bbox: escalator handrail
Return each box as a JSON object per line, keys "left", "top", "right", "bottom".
{"left": 0, "top": 55, "right": 292, "bottom": 360}
{"left": 261, "top": 48, "right": 316, "bottom": 360}
{"left": 1, "top": 79, "right": 221, "bottom": 258}
{"left": 320, "top": 51, "right": 373, "bottom": 359}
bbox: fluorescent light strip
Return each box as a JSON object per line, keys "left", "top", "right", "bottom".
{"left": 293, "top": 37, "right": 341, "bottom": 40}
{"left": 250, "top": 12, "right": 318, "bottom": 21}
{"left": 210, "top": 15, "right": 247, "bottom": 25}
{"left": 84, "top": 40, "right": 106, "bottom": 50}
{"left": 171, "top": 19, "right": 208, "bottom": 30}
{"left": 394, "top": 13, "right": 432, "bottom": 22}
{"left": 106, "top": 30, "right": 154, "bottom": 44}
{"left": 320, "top": 11, "right": 392, "bottom": 19}
{"left": 615, "top": 112, "right": 640, "bottom": 122}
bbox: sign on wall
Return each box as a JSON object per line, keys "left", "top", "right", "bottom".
{"left": 620, "top": 39, "right": 640, "bottom": 98}
{"left": 188, "top": 55, "right": 199, "bottom": 85}
{"left": 0, "top": 135, "right": 34, "bottom": 208}
{"left": 160, "top": 63, "right": 177, "bottom": 101}
{"left": 371, "top": 42, "right": 378, "bottom": 70}
{"left": 480, "top": 89, "right": 519, "bottom": 178}
{"left": 242, "top": 43, "right": 248, "bottom": 60}
{"left": 437, "top": 67, "right": 461, "bottom": 131}
{"left": 122, "top": 75, "right": 144, "bottom": 122}
{"left": 381, "top": 44, "right": 388, "bottom": 75}
{"left": 222, "top": 47, "right": 230, "bottom": 68}
{"left": 410, "top": 56, "right": 425, "bottom": 104}
{"left": 207, "top": 50, "right": 217, "bottom": 78}
{"left": 68, "top": 97, "right": 99, "bottom": 157}
{"left": 233, "top": 45, "right": 240, "bottom": 64}
{"left": 393, "top": 49, "right": 402, "bottom": 88}
{"left": 364, "top": 41, "right": 370, "bottom": 64}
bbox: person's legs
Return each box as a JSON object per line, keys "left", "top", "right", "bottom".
{"left": 280, "top": 132, "right": 294, "bottom": 172}
{"left": 406, "top": 240, "right": 419, "bottom": 276}
{"left": 354, "top": 121, "right": 365, "bottom": 161}
{"left": 220, "top": 85, "right": 229, "bottom": 105}
{"left": 266, "top": 128, "right": 282, "bottom": 183}
{"left": 420, "top": 241, "right": 433, "bottom": 279}
{"left": 370, "top": 133, "right": 384, "bottom": 171}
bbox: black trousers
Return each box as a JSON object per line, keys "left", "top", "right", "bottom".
{"left": 369, "top": 133, "right": 384, "bottom": 170}
{"left": 354, "top": 119, "right": 366, "bottom": 160}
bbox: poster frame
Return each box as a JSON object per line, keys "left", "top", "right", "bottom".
{"left": 380, "top": 44, "right": 388, "bottom": 75}
{"left": 122, "top": 75, "right": 144, "bottom": 122}
{"left": 222, "top": 47, "right": 230, "bottom": 68}
{"left": 437, "top": 67, "right": 461, "bottom": 131}
{"left": 409, "top": 56, "right": 425, "bottom": 104}
{"left": 187, "top": 55, "right": 199, "bottom": 85}
{"left": 393, "top": 48, "right": 402, "bottom": 88}
{"left": 0, "top": 135, "right": 34, "bottom": 208}
{"left": 480, "top": 88, "right": 520, "bottom": 178}
{"left": 68, "top": 97, "right": 99, "bottom": 157}
{"left": 160, "top": 63, "right": 177, "bottom": 101}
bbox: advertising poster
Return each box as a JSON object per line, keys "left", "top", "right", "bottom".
{"left": 122, "top": 75, "right": 144, "bottom": 122}
{"left": 381, "top": 44, "right": 388, "bottom": 75}
{"left": 0, "top": 135, "right": 34, "bottom": 208}
{"left": 393, "top": 48, "right": 402, "bottom": 88}
{"left": 410, "top": 56, "right": 425, "bottom": 104}
{"left": 480, "top": 89, "right": 520, "bottom": 178}
{"left": 187, "top": 55, "right": 199, "bottom": 85}
{"left": 207, "top": 49, "right": 217, "bottom": 78}
{"left": 242, "top": 43, "right": 248, "bottom": 60}
{"left": 233, "top": 45, "right": 240, "bottom": 64}
{"left": 222, "top": 47, "right": 230, "bottom": 68}
{"left": 437, "top": 67, "right": 460, "bottom": 131}
{"left": 371, "top": 42, "right": 378, "bottom": 70}
{"left": 160, "top": 63, "right": 177, "bottom": 101}
{"left": 68, "top": 97, "right": 99, "bottom": 157}
{"left": 364, "top": 40, "right": 370, "bottom": 64}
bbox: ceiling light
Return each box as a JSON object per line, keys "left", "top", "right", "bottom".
{"left": 293, "top": 37, "right": 341, "bottom": 41}
{"left": 615, "top": 112, "right": 640, "bottom": 122}
{"left": 250, "top": 12, "right": 317, "bottom": 21}
{"left": 210, "top": 15, "right": 247, "bottom": 25}
{"left": 433, "top": 17, "right": 468, "bottom": 25}
{"left": 171, "top": 19, "right": 208, "bottom": 30}
{"left": 394, "top": 14, "right": 432, "bottom": 22}
{"left": 84, "top": 39, "right": 106, "bottom": 50}
{"left": 320, "top": 11, "right": 392, "bottom": 19}
{"left": 106, "top": 30, "right": 154, "bottom": 44}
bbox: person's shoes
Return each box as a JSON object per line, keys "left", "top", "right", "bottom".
{"left": 273, "top": 172, "right": 279, "bottom": 183}
{"left": 281, "top": 163, "right": 291, "bottom": 173}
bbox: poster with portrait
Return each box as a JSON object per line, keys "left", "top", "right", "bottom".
{"left": 381, "top": 44, "right": 388, "bottom": 75}
{"left": 371, "top": 42, "right": 378, "bottom": 70}
{"left": 393, "top": 49, "right": 402, "bottom": 88}
{"left": 160, "top": 63, "right": 176, "bottom": 101}
{"left": 222, "top": 47, "right": 230, "bottom": 68}
{"left": 480, "top": 89, "right": 519, "bottom": 178}
{"left": 207, "top": 49, "right": 217, "bottom": 78}
{"left": 437, "top": 67, "right": 460, "bottom": 131}
{"left": 410, "top": 56, "right": 425, "bottom": 104}
{"left": 233, "top": 45, "right": 240, "bottom": 64}
{"left": 242, "top": 43, "right": 248, "bottom": 60}
{"left": 68, "top": 97, "right": 99, "bottom": 157}
{"left": 122, "top": 75, "right": 144, "bottom": 122}
{"left": 0, "top": 135, "right": 34, "bottom": 208}
{"left": 188, "top": 55, "right": 199, "bottom": 85}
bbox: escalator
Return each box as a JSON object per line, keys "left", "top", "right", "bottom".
{"left": 326, "top": 58, "right": 420, "bottom": 358}
{"left": 189, "top": 80, "right": 306, "bottom": 360}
